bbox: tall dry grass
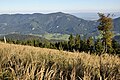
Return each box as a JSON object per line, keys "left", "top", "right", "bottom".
{"left": 0, "top": 42, "right": 120, "bottom": 80}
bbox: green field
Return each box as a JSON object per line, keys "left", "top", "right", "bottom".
{"left": 42, "top": 33, "right": 70, "bottom": 41}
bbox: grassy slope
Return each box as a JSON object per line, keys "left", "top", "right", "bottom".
{"left": 0, "top": 42, "right": 120, "bottom": 80}
{"left": 42, "top": 33, "right": 70, "bottom": 41}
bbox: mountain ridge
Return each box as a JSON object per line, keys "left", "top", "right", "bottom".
{"left": 0, "top": 12, "right": 120, "bottom": 38}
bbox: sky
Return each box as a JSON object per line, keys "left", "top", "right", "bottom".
{"left": 0, "top": 0, "right": 120, "bottom": 14}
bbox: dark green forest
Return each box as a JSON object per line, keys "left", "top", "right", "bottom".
{"left": 0, "top": 33, "right": 120, "bottom": 55}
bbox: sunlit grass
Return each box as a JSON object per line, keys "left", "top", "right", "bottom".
{"left": 0, "top": 42, "right": 120, "bottom": 80}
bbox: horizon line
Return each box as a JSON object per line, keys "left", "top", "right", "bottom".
{"left": 0, "top": 11, "right": 120, "bottom": 14}
{"left": 0, "top": 9, "right": 120, "bottom": 14}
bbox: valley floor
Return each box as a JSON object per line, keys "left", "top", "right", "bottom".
{"left": 0, "top": 42, "right": 120, "bottom": 80}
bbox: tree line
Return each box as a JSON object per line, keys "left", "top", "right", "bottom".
{"left": 0, "top": 13, "right": 120, "bottom": 55}
{"left": 0, "top": 34, "right": 120, "bottom": 54}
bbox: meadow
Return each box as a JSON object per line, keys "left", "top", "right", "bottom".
{"left": 42, "top": 33, "right": 70, "bottom": 41}
{"left": 0, "top": 42, "right": 120, "bottom": 80}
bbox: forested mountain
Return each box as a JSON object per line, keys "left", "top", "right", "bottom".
{"left": 0, "top": 12, "right": 120, "bottom": 38}
{"left": 0, "top": 12, "right": 98, "bottom": 36}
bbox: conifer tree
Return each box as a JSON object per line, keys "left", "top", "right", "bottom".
{"left": 87, "top": 37, "right": 94, "bottom": 53}
{"left": 95, "top": 39, "right": 104, "bottom": 54}
{"left": 80, "top": 39, "right": 87, "bottom": 52}
{"left": 97, "top": 13, "right": 114, "bottom": 53}
{"left": 75, "top": 34, "right": 81, "bottom": 51}
{"left": 58, "top": 42, "right": 63, "bottom": 50}
{"left": 68, "top": 34, "right": 75, "bottom": 51}
{"left": 62, "top": 41, "right": 69, "bottom": 51}
{"left": 112, "top": 39, "right": 120, "bottom": 54}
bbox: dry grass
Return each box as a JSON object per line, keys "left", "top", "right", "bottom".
{"left": 0, "top": 42, "right": 120, "bottom": 80}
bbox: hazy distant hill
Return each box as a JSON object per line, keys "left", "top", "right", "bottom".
{"left": 114, "top": 17, "right": 120, "bottom": 34}
{"left": 72, "top": 12, "right": 120, "bottom": 20}
{"left": 0, "top": 12, "right": 120, "bottom": 38}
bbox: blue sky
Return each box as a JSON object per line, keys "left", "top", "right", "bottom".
{"left": 0, "top": 0, "right": 120, "bottom": 13}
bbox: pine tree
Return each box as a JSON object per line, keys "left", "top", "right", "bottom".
{"left": 112, "top": 39, "right": 120, "bottom": 54}
{"left": 87, "top": 37, "right": 94, "bottom": 53}
{"left": 68, "top": 34, "right": 75, "bottom": 51}
{"left": 97, "top": 13, "right": 114, "bottom": 53}
{"left": 75, "top": 34, "right": 81, "bottom": 51}
{"left": 80, "top": 39, "right": 87, "bottom": 52}
{"left": 95, "top": 39, "right": 104, "bottom": 54}
{"left": 62, "top": 41, "right": 69, "bottom": 51}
